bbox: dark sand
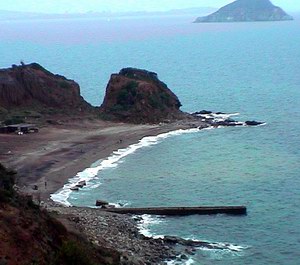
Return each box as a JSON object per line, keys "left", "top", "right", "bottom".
{"left": 0, "top": 119, "right": 205, "bottom": 202}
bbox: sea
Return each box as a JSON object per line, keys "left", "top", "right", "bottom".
{"left": 1, "top": 15, "right": 300, "bottom": 265}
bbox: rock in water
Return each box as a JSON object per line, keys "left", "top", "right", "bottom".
{"left": 194, "top": 0, "right": 293, "bottom": 23}
{"left": 96, "top": 200, "right": 109, "bottom": 207}
{"left": 245, "top": 120, "right": 264, "bottom": 126}
{"left": 100, "top": 68, "right": 185, "bottom": 124}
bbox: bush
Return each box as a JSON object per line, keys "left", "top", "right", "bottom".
{"left": 0, "top": 164, "right": 16, "bottom": 202}
{"left": 116, "top": 81, "right": 138, "bottom": 106}
{"left": 59, "top": 81, "right": 71, "bottom": 89}
{"left": 55, "top": 240, "right": 96, "bottom": 265}
{"left": 30, "top": 63, "right": 53, "bottom": 76}
{"left": 3, "top": 117, "right": 25, "bottom": 125}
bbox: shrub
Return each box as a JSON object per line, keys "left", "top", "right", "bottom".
{"left": 55, "top": 240, "right": 96, "bottom": 265}
{"left": 30, "top": 63, "right": 53, "bottom": 76}
{"left": 116, "top": 81, "right": 138, "bottom": 106}
{"left": 0, "top": 164, "right": 16, "bottom": 202}
{"left": 59, "top": 81, "right": 70, "bottom": 89}
{"left": 3, "top": 117, "right": 25, "bottom": 125}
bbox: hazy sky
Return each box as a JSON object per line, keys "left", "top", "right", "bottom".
{"left": 0, "top": 0, "right": 299, "bottom": 14}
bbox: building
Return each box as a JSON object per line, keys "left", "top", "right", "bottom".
{"left": 0, "top": 124, "right": 38, "bottom": 134}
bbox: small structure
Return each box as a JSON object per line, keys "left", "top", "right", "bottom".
{"left": 0, "top": 124, "right": 38, "bottom": 134}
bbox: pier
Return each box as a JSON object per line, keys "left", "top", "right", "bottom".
{"left": 99, "top": 206, "right": 247, "bottom": 216}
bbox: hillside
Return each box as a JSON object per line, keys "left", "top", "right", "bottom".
{"left": 0, "top": 63, "right": 94, "bottom": 119}
{"left": 195, "top": 0, "right": 293, "bottom": 23}
{"left": 0, "top": 163, "right": 119, "bottom": 265}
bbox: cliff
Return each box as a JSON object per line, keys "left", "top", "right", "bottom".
{"left": 100, "top": 68, "right": 185, "bottom": 124}
{"left": 0, "top": 63, "right": 93, "bottom": 114}
{"left": 194, "top": 0, "right": 293, "bottom": 23}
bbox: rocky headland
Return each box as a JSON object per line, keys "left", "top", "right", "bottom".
{"left": 194, "top": 0, "right": 293, "bottom": 23}
{"left": 100, "top": 68, "right": 186, "bottom": 124}
{"left": 0, "top": 63, "right": 94, "bottom": 116}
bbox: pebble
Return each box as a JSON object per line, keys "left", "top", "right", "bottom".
{"left": 46, "top": 205, "right": 181, "bottom": 264}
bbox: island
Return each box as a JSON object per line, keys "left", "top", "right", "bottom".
{"left": 194, "top": 0, "right": 293, "bottom": 23}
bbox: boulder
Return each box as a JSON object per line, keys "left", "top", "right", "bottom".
{"left": 245, "top": 120, "right": 263, "bottom": 126}
{"left": 194, "top": 110, "right": 212, "bottom": 115}
{"left": 96, "top": 200, "right": 109, "bottom": 207}
{"left": 215, "top": 120, "right": 243, "bottom": 127}
{"left": 76, "top": 180, "right": 87, "bottom": 188}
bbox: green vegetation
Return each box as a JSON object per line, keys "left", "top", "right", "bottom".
{"left": 3, "top": 116, "right": 25, "bottom": 125}
{"left": 116, "top": 81, "right": 138, "bottom": 108}
{"left": 59, "top": 81, "right": 71, "bottom": 89}
{"left": 0, "top": 164, "right": 16, "bottom": 202}
{"left": 29, "top": 63, "right": 54, "bottom": 76}
{"left": 0, "top": 163, "right": 119, "bottom": 265}
{"left": 55, "top": 240, "right": 97, "bottom": 265}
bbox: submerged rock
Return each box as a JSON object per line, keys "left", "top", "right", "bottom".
{"left": 245, "top": 120, "right": 264, "bottom": 126}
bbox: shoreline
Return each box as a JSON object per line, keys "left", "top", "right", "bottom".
{"left": 51, "top": 125, "right": 204, "bottom": 206}
{"left": 0, "top": 118, "right": 207, "bottom": 203}
{"left": 0, "top": 114, "right": 252, "bottom": 264}
{"left": 0, "top": 117, "right": 207, "bottom": 264}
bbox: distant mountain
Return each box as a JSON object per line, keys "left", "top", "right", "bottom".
{"left": 194, "top": 0, "right": 293, "bottom": 23}
{"left": 0, "top": 7, "right": 216, "bottom": 21}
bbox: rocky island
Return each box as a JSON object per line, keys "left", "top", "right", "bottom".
{"left": 194, "top": 0, "right": 293, "bottom": 23}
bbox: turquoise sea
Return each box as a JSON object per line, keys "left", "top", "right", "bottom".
{"left": 1, "top": 16, "right": 300, "bottom": 264}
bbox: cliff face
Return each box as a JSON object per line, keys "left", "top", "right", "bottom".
{"left": 195, "top": 0, "right": 293, "bottom": 23}
{"left": 0, "top": 63, "right": 93, "bottom": 113}
{"left": 100, "top": 68, "right": 184, "bottom": 124}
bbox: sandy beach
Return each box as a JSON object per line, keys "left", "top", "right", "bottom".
{"left": 0, "top": 118, "right": 205, "bottom": 202}
{"left": 0, "top": 117, "right": 208, "bottom": 264}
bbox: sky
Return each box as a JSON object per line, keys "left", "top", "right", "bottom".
{"left": 0, "top": 0, "right": 299, "bottom": 14}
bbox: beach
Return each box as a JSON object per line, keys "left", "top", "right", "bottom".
{"left": 0, "top": 117, "right": 208, "bottom": 264}
{"left": 0, "top": 118, "right": 205, "bottom": 202}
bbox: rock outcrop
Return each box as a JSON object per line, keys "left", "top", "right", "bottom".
{"left": 0, "top": 63, "right": 93, "bottom": 113}
{"left": 100, "top": 68, "right": 185, "bottom": 124}
{"left": 194, "top": 0, "right": 293, "bottom": 23}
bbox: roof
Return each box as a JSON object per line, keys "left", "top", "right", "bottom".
{"left": 6, "top": 124, "right": 36, "bottom": 128}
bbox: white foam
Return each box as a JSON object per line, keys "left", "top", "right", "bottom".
{"left": 167, "top": 258, "right": 195, "bottom": 265}
{"left": 197, "top": 112, "right": 240, "bottom": 123}
{"left": 200, "top": 241, "right": 247, "bottom": 252}
{"left": 136, "top": 214, "right": 165, "bottom": 239}
{"left": 50, "top": 127, "right": 201, "bottom": 206}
